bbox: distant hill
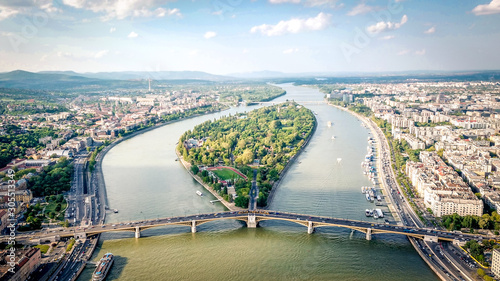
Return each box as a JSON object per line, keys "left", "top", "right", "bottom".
{"left": 39, "top": 70, "right": 234, "bottom": 81}
{"left": 0, "top": 70, "right": 111, "bottom": 90}
{"left": 0, "top": 70, "right": 237, "bottom": 90}
{"left": 228, "top": 71, "right": 291, "bottom": 79}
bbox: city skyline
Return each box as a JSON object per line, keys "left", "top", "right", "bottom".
{"left": 0, "top": 0, "right": 499, "bottom": 74}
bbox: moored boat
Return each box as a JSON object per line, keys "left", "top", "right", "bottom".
{"left": 196, "top": 190, "right": 203, "bottom": 196}
{"left": 92, "top": 253, "right": 114, "bottom": 281}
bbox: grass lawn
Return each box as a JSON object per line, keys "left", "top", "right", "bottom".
{"left": 35, "top": 244, "right": 50, "bottom": 254}
{"left": 43, "top": 200, "right": 68, "bottom": 221}
{"left": 211, "top": 168, "right": 244, "bottom": 181}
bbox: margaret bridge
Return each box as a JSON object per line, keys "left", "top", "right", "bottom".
{"left": 10, "top": 210, "right": 496, "bottom": 245}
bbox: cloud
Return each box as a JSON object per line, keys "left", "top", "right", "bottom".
{"left": 204, "top": 31, "right": 217, "bottom": 39}
{"left": 242, "top": 49, "right": 249, "bottom": 54}
{"left": 283, "top": 48, "right": 299, "bottom": 54}
{"left": 367, "top": 14, "right": 407, "bottom": 33}
{"left": 380, "top": 35, "right": 395, "bottom": 40}
{"left": 269, "top": 0, "right": 301, "bottom": 3}
{"left": 347, "top": 3, "right": 375, "bottom": 16}
{"left": 94, "top": 50, "right": 109, "bottom": 59}
{"left": 472, "top": 0, "right": 500, "bottom": 15}
{"left": 128, "top": 31, "right": 138, "bottom": 38}
{"left": 250, "top": 12, "right": 331, "bottom": 36}
{"left": 415, "top": 49, "right": 426, "bottom": 55}
{"left": 424, "top": 26, "right": 435, "bottom": 34}
{"left": 56, "top": 49, "right": 109, "bottom": 60}
{"left": 397, "top": 49, "right": 410, "bottom": 56}
{"left": 0, "top": 0, "right": 58, "bottom": 21}
{"left": 61, "top": 0, "right": 181, "bottom": 20}
{"left": 268, "top": 0, "right": 340, "bottom": 8}
{"left": 110, "top": 27, "right": 116, "bottom": 33}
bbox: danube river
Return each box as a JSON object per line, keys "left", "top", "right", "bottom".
{"left": 78, "top": 84, "right": 438, "bottom": 281}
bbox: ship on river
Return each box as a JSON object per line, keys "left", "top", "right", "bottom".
{"left": 92, "top": 253, "right": 114, "bottom": 281}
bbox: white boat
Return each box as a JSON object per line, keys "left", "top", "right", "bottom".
{"left": 365, "top": 193, "right": 371, "bottom": 201}
{"left": 331, "top": 136, "right": 336, "bottom": 140}
{"left": 365, "top": 209, "right": 373, "bottom": 217}
{"left": 92, "top": 253, "right": 114, "bottom": 281}
{"left": 327, "top": 121, "right": 332, "bottom": 127}
{"left": 374, "top": 209, "right": 384, "bottom": 218}
{"left": 196, "top": 190, "right": 203, "bottom": 196}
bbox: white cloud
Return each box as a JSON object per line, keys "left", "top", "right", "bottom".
{"left": 424, "top": 26, "right": 435, "bottom": 34}
{"left": 283, "top": 48, "right": 299, "bottom": 54}
{"left": 0, "top": 7, "right": 19, "bottom": 20}
{"left": 268, "top": 0, "right": 340, "bottom": 8}
{"left": 347, "top": 3, "right": 375, "bottom": 16}
{"left": 56, "top": 49, "right": 109, "bottom": 60}
{"left": 250, "top": 12, "right": 331, "bottom": 36}
{"left": 204, "top": 31, "right": 217, "bottom": 39}
{"left": 0, "top": 0, "right": 58, "bottom": 21}
{"left": 128, "top": 31, "right": 138, "bottom": 38}
{"left": 110, "top": 27, "right": 116, "bottom": 33}
{"left": 133, "top": 7, "right": 180, "bottom": 18}
{"left": 415, "top": 49, "right": 426, "bottom": 55}
{"left": 472, "top": 0, "right": 500, "bottom": 15}
{"left": 380, "top": 35, "right": 395, "bottom": 40}
{"left": 367, "top": 14, "right": 407, "bottom": 33}
{"left": 94, "top": 50, "right": 109, "bottom": 59}
{"left": 62, "top": 0, "right": 181, "bottom": 20}
{"left": 269, "top": 0, "right": 301, "bottom": 3}
{"left": 242, "top": 49, "right": 249, "bottom": 54}
{"left": 397, "top": 49, "right": 409, "bottom": 56}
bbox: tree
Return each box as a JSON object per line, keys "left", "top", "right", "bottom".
{"left": 477, "top": 268, "right": 485, "bottom": 277}
{"left": 191, "top": 165, "right": 199, "bottom": 174}
{"left": 234, "top": 196, "right": 249, "bottom": 208}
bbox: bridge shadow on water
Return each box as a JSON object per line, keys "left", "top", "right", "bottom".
{"left": 96, "top": 218, "right": 410, "bottom": 248}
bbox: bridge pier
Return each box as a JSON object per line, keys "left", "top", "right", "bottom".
{"left": 307, "top": 221, "right": 314, "bottom": 234}
{"left": 135, "top": 226, "right": 141, "bottom": 239}
{"left": 247, "top": 214, "right": 257, "bottom": 228}
{"left": 191, "top": 220, "right": 197, "bottom": 233}
{"left": 366, "top": 228, "right": 372, "bottom": 240}
{"left": 74, "top": 232, "right": 86, "bottom": 239}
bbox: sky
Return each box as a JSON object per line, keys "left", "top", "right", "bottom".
{"left": 0, "top": 0, "right": 499, "bottom": 75}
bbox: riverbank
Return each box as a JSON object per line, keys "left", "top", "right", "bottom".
{"left": 327, "top": 102, "right": 401, "bottom": 221}
{"left": 92, "top": 106, "right": 228, "bottom": 218}
{"left": 327, "top": 102, "right": 451, "bottom": 281}
{"left": 176, "top": 150, "right": 242, "bottom": 211}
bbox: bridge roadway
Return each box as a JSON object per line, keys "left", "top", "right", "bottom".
{"left": 12, "top": 210, "right": 497, "bottom": 243}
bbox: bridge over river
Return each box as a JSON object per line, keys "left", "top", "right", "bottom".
{"left": 13, "top": 210, "right": 496, "bottom": 245}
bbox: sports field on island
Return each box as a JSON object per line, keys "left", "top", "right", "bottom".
{"left": 209, "top": 167, "right": 246, "bottom": 181}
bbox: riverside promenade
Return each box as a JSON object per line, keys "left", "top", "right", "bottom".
{"left": 176, "top": 150, "right": 242, "bottom": 211}
{"left": 327, "top": 102, "right": 457, "bottom": 281}
{"left": 327, "top": 102, "right": 401, "bottom": 222}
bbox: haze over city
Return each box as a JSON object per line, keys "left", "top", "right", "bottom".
{"left": 0, "top": 0, "right": 500, "bottom": 74}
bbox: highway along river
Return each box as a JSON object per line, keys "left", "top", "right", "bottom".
{"left": 77, "top": 84, "right": 438, "bottom": 281}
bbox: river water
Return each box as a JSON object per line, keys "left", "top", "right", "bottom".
{"left": 78, "top": 84, "right": 438, "bottom": 281}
